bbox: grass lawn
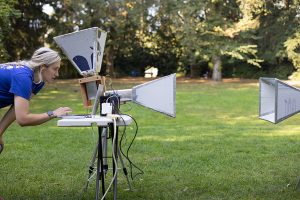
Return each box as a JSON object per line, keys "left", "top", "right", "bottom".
{"left": 1, "top": 78, "right": 300, "bottom": 200}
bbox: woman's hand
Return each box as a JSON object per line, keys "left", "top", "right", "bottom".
{"left": 14, "top": 96, "right": 72, "bottom": 126}
{"left": 53, "top": 107, "right": 72, "bottom": 117}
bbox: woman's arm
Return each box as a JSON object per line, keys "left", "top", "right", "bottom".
{"left": 0, "top": 105, "right": 16, "bottom": 136}
{"left": 14, "top": 96, "right": 72, "bottom": 126}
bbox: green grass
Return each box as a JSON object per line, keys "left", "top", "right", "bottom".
{"left": 1, "top": 79, "right": 300, "bottom": 200}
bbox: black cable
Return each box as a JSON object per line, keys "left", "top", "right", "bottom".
{"left": 118, "top": 113, "right": 144, "bottom": 180}
{"left": 120, "top": 102, "right": 133, "bottom": 112}
{"left": 107, "top": 82, "right": 144, "bottom": 179}
{"left": 113, "top": 103, "right": 144, "bottom": 179}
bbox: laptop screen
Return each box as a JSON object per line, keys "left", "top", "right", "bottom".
{"left": 59, "top": 84, "right": 104, "bottom": 119}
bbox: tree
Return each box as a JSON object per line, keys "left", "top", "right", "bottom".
{"left": 140, "top": 1, "right": 181, "bottom": 75}
{"left": 257, "top": 0, "right": 300, "bottom": 79}
{"left": 170, "top": 0, "right": 263, "bottom": 81}
{"left": 0, "top": 0, "right": 20, "bottom": 61}
{"left": 3, "top": 0, "right": 54, "bottom": 61}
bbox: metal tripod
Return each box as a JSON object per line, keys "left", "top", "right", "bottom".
{"left": 84, "top": 125, "right": 132, "bottom": 200}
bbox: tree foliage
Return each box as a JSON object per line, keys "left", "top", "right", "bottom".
{"left": 0, "top": 0, "right": 20, "bottom": 61}
{"left": 2, "top": 0, "right": 56, "bottom": 61}
{"left": 1, "top": 0, "right": 300, "bottom": 80}
{"left": 285, "top": 31, "right": 300, "bottom": 78}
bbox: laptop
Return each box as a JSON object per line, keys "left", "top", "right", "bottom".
{"left": 59, "top": 84, "right": 104, "bottom": 119}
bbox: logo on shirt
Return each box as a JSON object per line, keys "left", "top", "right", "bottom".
{"left": 0, "top": 64, "right": 26, "bottom": 70}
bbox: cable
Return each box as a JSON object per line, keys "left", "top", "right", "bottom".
{"left": 87, "top": 124, "right": 100, "bottom": 182}
{"left": 101, "top": 116, "right": 118, "bottom": 200}
{"left": 116, "top": 100, "right": 133, "bottom": 113}
{"left": 91, "top": 123, "right": 97, "bottom": 141}
{"left": 80, "top": 124, "right": 99, "bottom": 198}
{"left": 121, "top": 102, "right": 133, "bottom": 112}
{"left": 106, "top": 111, "right": 144, "bottom": 180}
{"left": 112, "top": 104, "right": 144, "bottom": 180}
{"left": 118, "top": 114, "right": 144, "bottom": 180}
{"left": 108, "top": 77, "right": 117, "bottom": 94}
{"left": 110, "top": 94, "right": 122, "bottom": 115}
{"left": 106, "top": 93, "right": 120, "bottom": 112}
{"left": 104, "top": 82, "right": 144, "bottom": 179}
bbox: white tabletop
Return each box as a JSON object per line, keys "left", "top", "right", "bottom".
{"left": 57, "top": 115, "right": 132, "bottom": 127}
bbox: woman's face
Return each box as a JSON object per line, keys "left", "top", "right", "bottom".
{"left": 41, "top": 61, "right": 61, "bottom": 83}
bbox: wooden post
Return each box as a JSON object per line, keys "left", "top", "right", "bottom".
{"left": 78, "top": 75, "right": 106, "bottom": 108}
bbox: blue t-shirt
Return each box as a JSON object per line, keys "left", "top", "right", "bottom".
{"left": 0, "top": 64, "right": 45, "bottom": 108}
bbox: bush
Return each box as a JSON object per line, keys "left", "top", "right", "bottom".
{"left": 222, "top": 61, "right": 294, "bottom": 79}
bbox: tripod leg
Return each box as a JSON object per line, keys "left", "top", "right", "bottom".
{"left": 84, "top": 142, "right": 98, "bottom": 191}
{"left": 117, "top": 147, "right": 132, "bottom": 190}
{"left": 85, "top": 128, "right": 107, "bottom": 192}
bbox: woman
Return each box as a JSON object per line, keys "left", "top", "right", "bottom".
{"left": 0, "top": 47, "right": 72, "bottom": 154}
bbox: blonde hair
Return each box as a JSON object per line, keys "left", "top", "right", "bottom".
{"left": 6, "top": 47, "right": 61, "bottom": 70}
{"left": 28, "top": 47, "right": 61, "bottom": 70}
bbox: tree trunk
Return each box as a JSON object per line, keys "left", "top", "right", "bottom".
{"left": 212, "top": 55, "right": 222, "bottom": 81}
{"left": 106, "top": 46, "right": 115, "bottom": 78}
{"left": 190, "top": 63, "right": 200, "bottom": 78}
